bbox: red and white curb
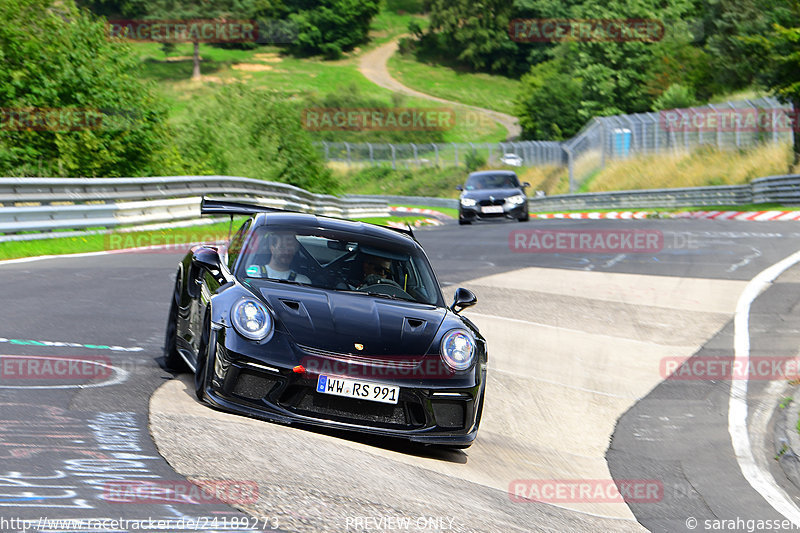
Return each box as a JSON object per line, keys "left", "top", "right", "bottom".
{"left": 532, "top": 211, "right": 654, "bottom": 220}
{"left": 673, "top": 210, "right": 800, "bottom": 221}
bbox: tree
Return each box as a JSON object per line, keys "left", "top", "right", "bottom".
{"left": 137, "top": 0, "right": 264, "bottom": 80}
{"left": 176, "top": 85, "right": 337, "bottom": 194}
{"left": 652, "top": 84, "right": 698, "bottom": 110}
{"left": 703, "top": 0, "right": 795, "bottom": 90}
{"left": 0, "top": 0, "right": 178, "bottom": 177}
{"left": 515, "top": 48, "right": 584, "bottom": 140}
{"left": 421, "top": 0, "right": 520, "bottom": 74}
{"left": 285, "top": 0, "right": 380, "bottom": 59}
{"left": 747, "top": 8, "right": 800, "bottom": 165}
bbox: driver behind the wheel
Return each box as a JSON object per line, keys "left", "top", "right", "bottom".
{"left": 359, "top": 254, "right": 394, "bottom": 288}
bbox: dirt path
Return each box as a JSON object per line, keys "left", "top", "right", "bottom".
{"left": 358, "top": 39, "right": 521, "bottom": 140}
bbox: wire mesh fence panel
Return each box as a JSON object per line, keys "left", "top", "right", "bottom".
{"left": 317, "top": 98, "right": 795, "bottom": 192}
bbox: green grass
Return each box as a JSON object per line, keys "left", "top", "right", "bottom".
{"left": 134, "top": 41, "right": 505, "bottom": 143}
{"left": 0, "top": 214, "right": 434, "bottom": 261}
{"left": 394, "top": 204, "right": 458, "bottom": 218}
{"left": 387, "top": 53, "right": 521, "bottom": 116}
{"left": 366, "top": 6, "right": 428, "bottom": 47}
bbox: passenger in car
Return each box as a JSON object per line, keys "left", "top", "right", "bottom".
{"left": 263, "top": 231, "right": 311, "bottom": 283}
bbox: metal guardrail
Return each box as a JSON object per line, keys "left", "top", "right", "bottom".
{"left": 3, "top": 174, "right": 799, "bottom": 242}
{"left": 345, "top": 194, "right": 459, "bottom": 209}
{"left": 526, "top": 184, "right": 752, "bottom": 212}
{"left": 0, "top": 176, "right": 389, "bottom": 240}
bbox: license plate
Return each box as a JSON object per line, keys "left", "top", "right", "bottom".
{"left": 481, "top": 205, "right": 504, "bottom": 214}
{"left": 316, "top": 375, "right": 399, "bottom": 405}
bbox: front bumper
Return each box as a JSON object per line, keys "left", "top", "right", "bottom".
{"left": 200, "top": 329, "right": 485, "bottom": 446}
{"left": 459, "top": 202, "right": 528, "bottom": 221}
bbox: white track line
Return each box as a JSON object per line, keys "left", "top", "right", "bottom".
{"left": 729, "top": 249, "right": 800, "bottom": 524}
{"left": 0, "top": 355, "right": 129, "bottom": 389}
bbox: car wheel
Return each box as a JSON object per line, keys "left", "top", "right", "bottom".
{"left": 194, "top": 312, "right": 215, "bottom": 401}
{"left": 163, "top": 273, "right": 187, "bottom": 371}
{"left": 458, "top": 218, "right": 471, "bottom": 225}
{"left": 518, "top": 213, "right": 529, "bottom": 222}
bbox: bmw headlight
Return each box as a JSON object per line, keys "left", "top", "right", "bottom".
{"left": 440, "top": 329, "right": 476, "bottom": 371}
{"left": 461, "top": 197, "right": 477, "bottom": 207}
{"left": 231, "top": 299, "right": 273, "bottom": 341}
{"left": 506, "top": 194, "right": 525, "bottom": 205}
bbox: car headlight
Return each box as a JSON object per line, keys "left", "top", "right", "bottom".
{"left": 440, "top": 329, "right": 476, "bottom": 371}
{"left": 506, "top": 194, "right": 525, "bottom": 205}
{"left": 461, "top": 197, "right": 477, "bottom": 207}
{"left": 231, "top": 298, "right": 273, "bottom": 341}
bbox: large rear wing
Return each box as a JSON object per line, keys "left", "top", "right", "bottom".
{"left": 200, "top": 197, "right": 287, "bottom": 216}
{"left": 199, "top": 196, "right": 416, "bottom": 240}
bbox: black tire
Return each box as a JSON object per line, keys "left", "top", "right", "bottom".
{"left": 194, "top": 314, "right": 215, "bottom": 401}
{"left": 458, "top": 219, "right": 471, "bottom": 225}
{"left": 518, "top": 213, "right": 529, "bottom": 222}
{"left": 163, "top": 274, "right": 187, "bottom": 371}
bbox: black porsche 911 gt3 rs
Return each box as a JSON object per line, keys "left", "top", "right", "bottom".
{"left": 163, "top": 198, "right": 486, "bottom": 448}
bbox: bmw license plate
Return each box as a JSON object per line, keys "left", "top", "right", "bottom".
{"left": 481, "top": 205, "right": 504, "bottom": 214}
{"left": 316, "top": 375, "right": 399, "bottom": 405}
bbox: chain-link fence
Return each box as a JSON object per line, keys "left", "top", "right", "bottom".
{"left": 317, "top": 97, "right": 796, "bottom": 192}
{"left": 317, "top": 141, "right": 564, "bottom": 170}
{"left": 563, "top": 96, "right": 794, "bottom": 190}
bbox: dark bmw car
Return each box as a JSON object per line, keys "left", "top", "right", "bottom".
{"left": 457, "top": 170, "right": 530, "bottom": 224}
{"left": 164, "top": 198, "right": 486, "bottom": 448}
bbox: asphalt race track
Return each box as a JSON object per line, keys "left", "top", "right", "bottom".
{"left": 4, "top": 218, "right": 800, "bottom": 532}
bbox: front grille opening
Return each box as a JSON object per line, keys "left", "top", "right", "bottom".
{"left": 478, "top": 199, "right": 506, "bottom": 206}
{"left": 295, "top": 393, "right": 407, "bottom": 425}
{"left": 231, "top": 371, "right": 277, "bottom": 400}
{"left": 431, "top": 401, "right": 466, "bottom": 429}
{"left": 407, "top": 402, "right": 426, "bottom": 426}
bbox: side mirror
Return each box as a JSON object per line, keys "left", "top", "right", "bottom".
{"left": 522, "top": 182, "right": 530, "bottom": 188}
{"left": 455, "top": 185, "right": 463, "bottom": 191}
{"left": 450, "top": 287, "right": 477, "bottom": 314}
{"left": 192, "top": 246, "right": 229, "bottom": 284}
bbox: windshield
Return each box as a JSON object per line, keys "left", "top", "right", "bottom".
{"left": 465, "top": 173, "right": 520, "bottom": 190}
{"left": 236, "top": 225, "right": 443, "bottom": 306}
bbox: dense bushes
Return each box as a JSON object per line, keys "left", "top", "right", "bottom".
{"left": 176, "top": 85, "right": 338, "bottom": 194}
{"left": 0, "top": 0, "right": 339, "bottom": 192}
{"left": 414, "top": 0, "right": 800, "bottom": 144}
{"left": 0, "top": 0, "right": 178, "bottom": 177}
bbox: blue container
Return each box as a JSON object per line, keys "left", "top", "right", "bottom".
{"left": 613, "top": 128, "right": 631, "bottom": 158}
